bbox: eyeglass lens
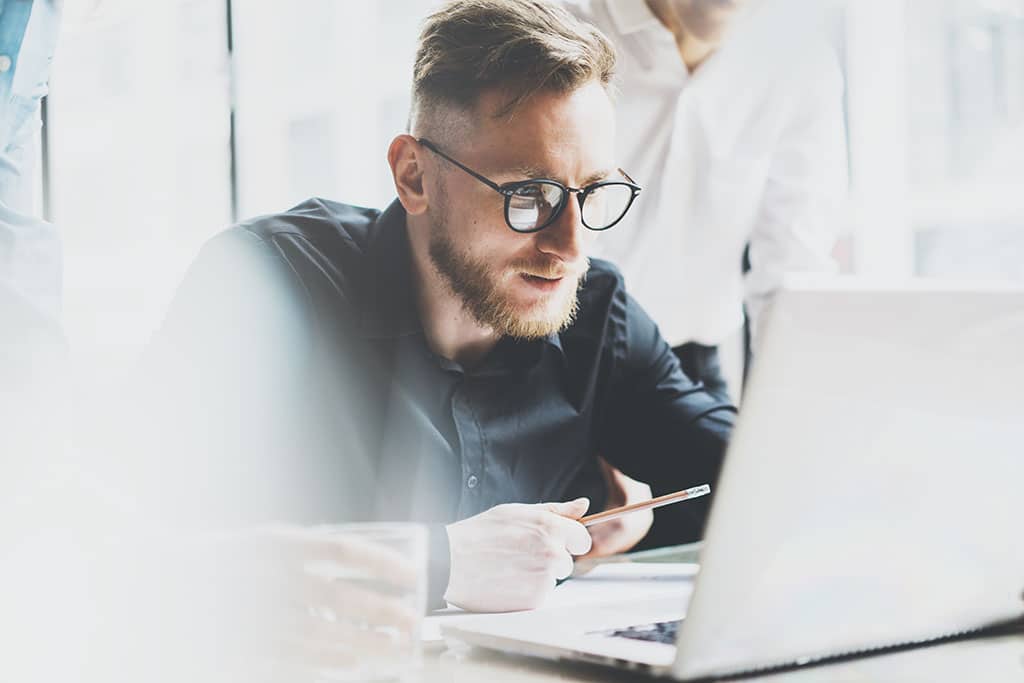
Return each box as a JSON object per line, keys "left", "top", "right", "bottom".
{"left": 506, "top": 182, "right": 634, "bottom": 232}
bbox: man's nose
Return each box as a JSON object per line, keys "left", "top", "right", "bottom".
{"left": 535, "top": 195, "right": 584, "bottom": 264}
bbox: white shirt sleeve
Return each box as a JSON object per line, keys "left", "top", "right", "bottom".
{"left": 743, "top": 54, "right": 849, "bottom": 342}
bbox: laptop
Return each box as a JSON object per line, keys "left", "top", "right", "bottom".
{"left": 442, "top": 282, "right": 1024, "bottom": 680}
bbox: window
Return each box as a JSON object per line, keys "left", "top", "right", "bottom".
{"left": 47, "top": 0, "right": 434, "bottom": 380}
{"left": 844, "top": 0, "right": 1024, "bottom": 280}
{"left": 50, "top": 1, "right": 231, "bottom": 381}
{"left": 230, "top": 0, "right": 433, "bottom": 216}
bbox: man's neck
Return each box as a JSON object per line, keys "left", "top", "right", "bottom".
{"left": 675, "top": 35, "right": 717, "bottom": 72}
{"left": 406, "top": 218, "right": 501, "bottom": 369}
{"left": 645, "top": 0, "right": 719, "bottom": 72}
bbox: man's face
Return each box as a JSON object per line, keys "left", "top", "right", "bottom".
{"left": 424, "top": 81, "right": 616, "bottom": 339}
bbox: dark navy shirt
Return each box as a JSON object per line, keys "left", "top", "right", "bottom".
{"left": 147, "top": 198, "right": 736, "bottom": 605}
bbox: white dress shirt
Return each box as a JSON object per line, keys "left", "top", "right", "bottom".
{"left": 566, "top": 0, "right": 848, "bottom": 346}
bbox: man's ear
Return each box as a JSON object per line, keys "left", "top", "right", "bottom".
{"left": 388, "top": 135, "right": 429, "bottom": 216}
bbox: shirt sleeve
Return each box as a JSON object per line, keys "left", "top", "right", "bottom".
{"left": 597, "top": 285, "right": 736, "bottom": 518}
{"left": 130, "top": 228, "right": 332, "bottom": 529}
{"left": 744, "top": 51, "right": 848, "bottom": 342}
{"left": 136, "top": 227, "right": 455, "bottom": 611}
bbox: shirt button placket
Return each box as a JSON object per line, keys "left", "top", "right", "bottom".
{"left": 452, "top": 382, "right": 484, "bottom": 517}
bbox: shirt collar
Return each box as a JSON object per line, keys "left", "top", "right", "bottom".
{"left": 545, "top": 329, "right": 565, "bottom": 357}
{"left": 357, "top": 199, "right": 421, "bottom": 340}
{"left": 606, "top": 0, "right": 665, "bottom": 36}
{"left": 355, "top": 199, "right": 566, "bottom": 361}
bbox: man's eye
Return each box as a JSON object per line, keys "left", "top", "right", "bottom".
{"left": 514, "top": 184, "right": 545, "bottom": 199}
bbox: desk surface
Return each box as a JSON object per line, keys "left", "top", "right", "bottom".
{"left": 423, "top": 545, "right": 1024, "bottom": 681}
{"left": 423, "top": 634, "right": 1024, "bottom": 682}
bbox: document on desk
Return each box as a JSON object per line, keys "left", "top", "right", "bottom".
{"left": 424, "top": 562, "right": 698, "bottom": 642}
{"left": 544, "top": 562, "right": 698, "bottom": 609}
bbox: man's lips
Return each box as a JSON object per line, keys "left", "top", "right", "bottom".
{"left": 520, "top": 272, "right": 565, "bottom": 292}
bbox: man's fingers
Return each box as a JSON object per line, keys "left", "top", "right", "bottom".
{"left": 578, "top": 522, "right": 620, "bottom": 560}
{"left": 564, "top": 521, "right": 593, "bottom": 556}
{"left": 597, "top": 457, "right": 624, "bottom": 507}
{"left": 551, "top": 545, "right": 575, "bottom": 580}
{"left": 298, "top": 576, "right": 419, "bottom": 631}
{"left": 262, "top": 525, "right": 419, "bottom": 587}
{"left": 542, "top": 512, "right": 592, "bottom": 556}
{"left": 537, "top": 499, "right": 592, "bottom": 556}
{"left": 583, "top": 518, "right": 617, "bottom": 548}
{"left": 541, "top": 497, "right": 590, "bottom": 519}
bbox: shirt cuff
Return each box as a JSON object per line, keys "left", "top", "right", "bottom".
{"left": 427, "top": 523, "right": 451, "bottom": 610}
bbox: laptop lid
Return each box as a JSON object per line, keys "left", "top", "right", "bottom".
{"left": 674, "top": 282, "right": 1024, "bottom": 680}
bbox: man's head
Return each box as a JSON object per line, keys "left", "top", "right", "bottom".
{"left": 409, "top": 0, "right": 616, "bottom": 145}
{"left": 389, "top": 0, "right": 620, "bottom": 340}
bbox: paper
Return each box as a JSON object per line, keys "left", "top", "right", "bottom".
{"left": 423, "top": 562, "right": 698, "bottom": 641}
{"left": 544, "top": 562, "right": 698, "bottom": 609}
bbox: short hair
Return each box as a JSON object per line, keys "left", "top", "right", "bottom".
{"left": 411, "top": 0, "right": 616, "bottom": 135}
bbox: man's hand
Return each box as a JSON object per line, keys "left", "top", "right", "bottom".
{"left": 444, "top": 498, "right": 592, "bottom": 612}
{"left": 579, "top": 458, "right": 653, "bottom": 560}
{"left": 202, "top": 525, "right": 422, "bottom": 679}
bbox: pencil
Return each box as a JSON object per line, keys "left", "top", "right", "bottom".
{"left": 580, "top": 484, "right": 711, "bottom": 527}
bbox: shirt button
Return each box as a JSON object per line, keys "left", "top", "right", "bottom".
{"left": 466, "top": 474, "right": 479, "bottom": 489}
{"left": 0, "top": 56, "right": 12, "bottom": 73}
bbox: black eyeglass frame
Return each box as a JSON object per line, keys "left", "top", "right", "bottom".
{"left": 417, "top": 138, "right": 642, "bottom": 234}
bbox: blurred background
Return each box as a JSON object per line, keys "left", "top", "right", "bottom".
{"left": 40, "top": 0, "right": 1024, "bottom": 386}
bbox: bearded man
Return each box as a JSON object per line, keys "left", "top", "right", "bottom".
{"left": 144, "top": 0, "right": 735, "bottom": 613}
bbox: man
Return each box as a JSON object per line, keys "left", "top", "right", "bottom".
{"left": 144, "top": 0, "right": 735, "bottom": 614}
{"left": 563, "top": 0, "right": 848, "bottom": 548}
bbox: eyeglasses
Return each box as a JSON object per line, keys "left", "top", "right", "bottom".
{"left": 417, "top": 138, "right": 641, "bottom": 234}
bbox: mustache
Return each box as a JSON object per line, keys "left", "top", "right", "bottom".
{"left": 511, "top": 257, "right": 589, "bottom": 280}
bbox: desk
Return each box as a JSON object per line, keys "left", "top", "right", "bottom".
{"left": 422, "top": 545, "right": 1024, "bottom": 681}
{"left": 422, "top": 634, "right": 1024, "bottom": 682}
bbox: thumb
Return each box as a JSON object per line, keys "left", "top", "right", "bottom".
{"left": 542, "top": 497, "right": 591, "bottom": 519}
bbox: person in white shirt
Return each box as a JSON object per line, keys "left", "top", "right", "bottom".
{"left": 566, "top": 0, "right": 847, "bottom": 399}
{"left": 563, "top": 0, "right": 848, "bottom": 548}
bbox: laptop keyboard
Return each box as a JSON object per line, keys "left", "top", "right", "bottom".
{"left": 595, "top": 619, "right": 681, "bottom": 645}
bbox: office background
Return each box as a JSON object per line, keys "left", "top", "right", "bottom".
{"left": 40, "top": 0, "right": 1024, "bottom": 387}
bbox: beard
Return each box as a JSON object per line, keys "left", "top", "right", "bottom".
{"left": 426, "top": 197, "right": 586, "bottom": 340}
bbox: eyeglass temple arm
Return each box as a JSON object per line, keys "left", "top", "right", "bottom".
{"left": 416, "top": 138, "right": 505, "bottom": 193}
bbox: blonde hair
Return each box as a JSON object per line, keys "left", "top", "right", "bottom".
{"left": 411, "top": 0, "right": 616, "bottom": 135}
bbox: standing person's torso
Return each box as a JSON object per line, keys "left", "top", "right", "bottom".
{"left": 564, "top": 0, "right": 840, "bottom": 346}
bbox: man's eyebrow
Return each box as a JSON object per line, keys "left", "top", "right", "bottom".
{"left": 581, "top": 169, "right": 614, "bottom": 186}
{"left": 508, "top": 163, "right": 548, "bottom": 179}
{"left": 505, "top": 165, "right": 615, "bottom": 186}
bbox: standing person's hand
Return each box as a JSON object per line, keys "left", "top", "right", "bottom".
{"left": 444, "top": 499, "right": 592, "bottom": 612}
{"left": 579, "top": 458, "right": 653, "bottom": 560}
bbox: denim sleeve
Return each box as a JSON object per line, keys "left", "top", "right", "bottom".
{"left": 0, "top": 0, "right": 63, "bottom": 317}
